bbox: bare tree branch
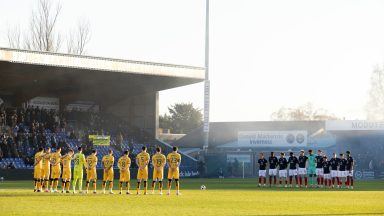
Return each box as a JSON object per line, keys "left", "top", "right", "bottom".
{"left": 6, "top": 0, "right": 91, "bottom": 55}
{"left": 6, "top": 26, "right": 21, "bottom": 49}
{"left": 67, "top": 19, "right": 91, "bottom": 55}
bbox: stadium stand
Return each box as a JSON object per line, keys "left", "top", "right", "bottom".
{"left": 0, "top": 104, "right": 197, "bottom": 175}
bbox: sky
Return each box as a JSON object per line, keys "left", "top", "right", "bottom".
{"left": 1, "top": 0, "right": 384, "bottom": 121}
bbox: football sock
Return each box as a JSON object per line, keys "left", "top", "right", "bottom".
{"left": 109, "top": 182, "right": 113, "bottom": 191}
{"left": 78, "top": 179, "right": 83, "bottom": 191}
{"left": 137, "top": 182, "right": 141, "bottom": 193}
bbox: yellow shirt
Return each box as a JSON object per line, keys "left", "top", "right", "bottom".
{"left": 61, "top": 154, "right": 72, "bottom": 170}
{"left": 152, "top": 153, "right": 166, "bottom": 168}
{"left": 34, "top": 152, "right": 44, "bottom": 169}
{"left": 167, "top": 152, "right": 181, "bottom": 169}
{"left": 42, "top": 153, "right": 51, "bottom": 169}
{"left": 86, "top": 154, "right": 98, "bottom": 169}
{"left": 136, "top": 152, "right": 150, "bottom": 167}
{"left": 102, "top": 155, "right": 114, "bottom": 169}
{"left": 118, "top": 156, "right": 131, "bottom": 171}
{"left": 50, "top": 152, "right": 61, "bottom": 167}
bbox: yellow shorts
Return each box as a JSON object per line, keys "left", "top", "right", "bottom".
{"left": 51, "top": 165, "right": 61, "bottom": 179}
{"left": 41, "top": 167, "right": 50, "bottom": 179}
{"left": 119, "top": 170, "right": 130, "bottom": 182}
{"left": 103, "top": 169, "right": 114, "bottom": 182}
{"left": 167, "top": 167, "right": 180, "bottom": 180}
{"left": 153, "top": 168, "right": 164, "bottom": 180}
{"left": 34, "top": 167, "right": 42, "bottom": 179}
{"left": 137, "top": 167, "right": 148, "bottom": 181}
{"left": 62, "top": 169, "right": 71, "bottom": 180}
{"left": 87, "top": 168, "right": 97, "bottom": 181}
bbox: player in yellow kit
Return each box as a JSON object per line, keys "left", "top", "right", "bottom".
{"left": 86, "top": 150, "right": 98, "bottom": 194}
{"left": 118, "top": 150, "right": 131, "bottom": 194}
{"left": 33, "top": 147, "right": 44, "bottom": 192}
{"left": 61, "top": 149, "right": 74, "bottom": 193}
{"left": 136, "top": 146, "right": 150, "bottom": 195}
{"left": 49, "top": 147, "right": 62, "bottom": 193}
{"left": 151, "top": 147, "right": 166, "bottom": 195}
{"left": 102, "top": 149, "right": 115, "bottom": 194}
{"left": 167, "top": 146, "right": 182, "bottom": 195}
{"left": 41, "top": 147, "right": 52, "bottom": 192}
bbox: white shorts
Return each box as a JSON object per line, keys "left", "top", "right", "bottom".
{"left": 298, "top": 168, "right": 307, "bottom": 175}
{"left": 323, "top": 173, "right": 331, "bottom": 179}
{"left": 288, "top": 169, "right": 297, "bottom": 176}
{"left": 316, "top": 168, "right": 324, "bottom": 176}
{"left": 347, "top": 170, "right": 354, "bottom": 177}
{"left": 269, "top": 169, "right": 277, "bottom": 176}
{"left": 331, "top": 170, "right": 338, "bottom": 178}
{"left": 279, "top": 170, "right": 287, "bottom": 178}
{"left": 259, "top": 170, "right": 267, "bottom": 177}
{"left": 338, "top": 171, "right": 347, "bottom": 177}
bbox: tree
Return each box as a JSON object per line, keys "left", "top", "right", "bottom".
{"left": 159, "top": 113, "right": 173, "bottom": 131}
{"left": 6, "top": 0, "right": 91, "bottom": 54}
{"left": 24, "top": 0, "right": 62, "bottom": 52}
{"left": 271, "top": 102, "right": 338, "bottom": 121}
{"left": 366, "top": 65, "right": 384, "bottom": 120}
{"left": 67, "top": 20, "right": 91, "bottom": 55}
{"left": 159, "top": 103, "right": 203, "bottom": 134}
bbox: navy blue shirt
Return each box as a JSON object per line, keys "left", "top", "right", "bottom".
{"left": 288, "top": 156, "right": 298, "bottom": 170}
{"left": 323, "top": 161, "right": 331, "bottom": 174}
{"left": 315, "top": 155, "right": 324, "bottom": 168}
{"left": 339, "top": 158, "right": 347, "bottom": 171}
{"left": 346, "top": 156, "right": 354, "bottom": 171}
{"left": 258, "top": 158, "right": 268, "bottom": 170}
{"left": 278, "top": 157, "right": 288, "bottom": 170}
{"left": 298, "top": 155, "right": 308, "bottom": 168}
{"left": 329, "top": 158, "right": 339, "bottom": 170}
{"left": 268, "top": 156, "right": 278, "bottom": 169}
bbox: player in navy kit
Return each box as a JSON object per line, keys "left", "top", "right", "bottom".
{"left": 329, "top": 153, "right": 340, "bottom": 188}
{"left": 338, "top": 153, "right": 347, "bottom": 188}
{"left": 297, "top": 150, "right": 308, "bottom": 188}
{"left": 315, "top": 150, "right": 324, "bottom": 187}
{"left": 278, "top": 152, "right": 288, "bottom": 187}
{"left": 345, "top": 151, "right": 354, "bottom": 189}
{"left": 257, "top": 153, "right": 268, "bottom": 187}
{"left": 268, "top": 152, "right": 278, "bottom": 187}
{"left": 322, "top": 156, "right": 331, "bottom": 188}
{"left": 287, "top": 152, "right": 299, "bottom": 187}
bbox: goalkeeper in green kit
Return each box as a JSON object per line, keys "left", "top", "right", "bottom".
{"left": 307, "top": 149, "right": 316, "bottom": 187}
{"left": 72, "top": 147, "right": 86, "bottom": 193}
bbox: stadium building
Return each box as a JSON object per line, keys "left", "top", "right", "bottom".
{"left": 0, "top": 47, "right": 204, "bottom": 179}
{"left": 175, "top": 120, "right": 384, "bottom": 180}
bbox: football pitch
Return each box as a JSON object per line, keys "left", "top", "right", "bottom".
{"left": 1, "top": 179, "right": 384, "bottom": 216}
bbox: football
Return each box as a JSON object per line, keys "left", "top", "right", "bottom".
{"left": 200, "top": 185, "right": 207, "bottom": 190}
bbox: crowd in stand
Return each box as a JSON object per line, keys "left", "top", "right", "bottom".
{"left": 0, "top": 104, "right": 152, "bottom": 168}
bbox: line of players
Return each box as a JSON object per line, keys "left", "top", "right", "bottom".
{"left": 33, "top": 145, "right": 182, "bottom": 195}
{"left": 257, "top": 149, "right": 355, "bottom": 189}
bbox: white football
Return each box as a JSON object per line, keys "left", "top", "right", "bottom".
{"left": 200, "top": 185, "right": 206, "bottom": 190}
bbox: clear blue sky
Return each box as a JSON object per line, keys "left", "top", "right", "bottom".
{"left": 1, "top": 0, "right": 384, "bottom": 121}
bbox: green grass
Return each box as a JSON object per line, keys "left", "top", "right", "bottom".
{"left": 1, "top": 179, "right": 384, "bottom": 215}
